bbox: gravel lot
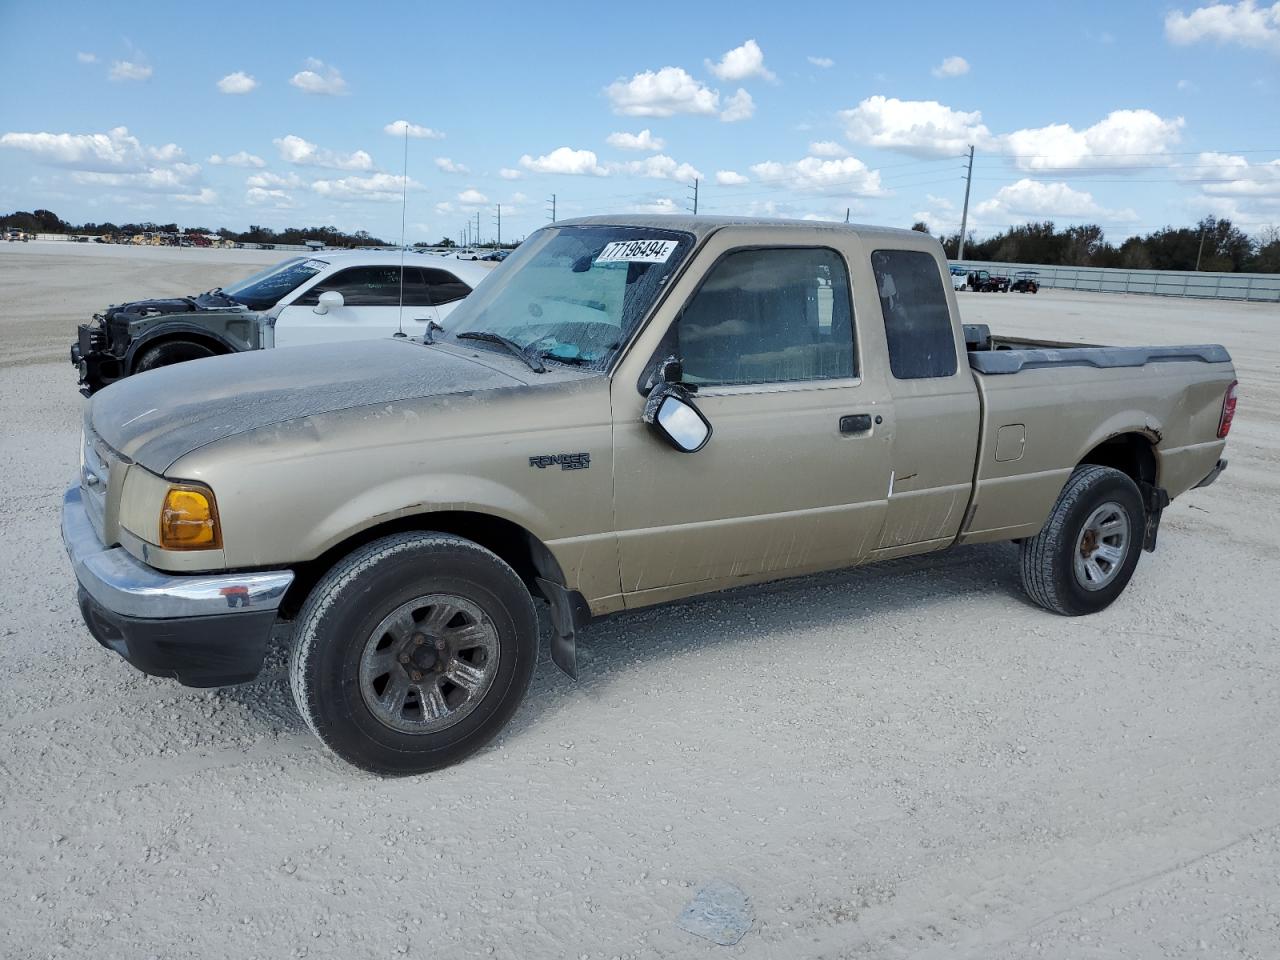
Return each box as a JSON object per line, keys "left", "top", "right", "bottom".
{"left": 2, "top": 242, "right": 1277, "bottom": 959}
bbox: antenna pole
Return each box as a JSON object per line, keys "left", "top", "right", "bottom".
{"left": 395, "top": 123, "right": 409, "bottom": 338}
{"left": 958, "top": 144, "right": 974, "bottom": 261}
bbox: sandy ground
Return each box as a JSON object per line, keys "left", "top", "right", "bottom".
{"left": 1, "top": 242, "right": 1278, "bottom": 959}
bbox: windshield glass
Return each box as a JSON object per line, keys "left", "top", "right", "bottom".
{"left": 222, "top": 257, "right": 327, "bottom": 309}
{"left": 444, "top": 225, "right": 693, "bottom": 370}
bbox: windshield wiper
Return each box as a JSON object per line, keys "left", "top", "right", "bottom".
{"left": 456, "top": 331, "right": 546, "bottom": 373}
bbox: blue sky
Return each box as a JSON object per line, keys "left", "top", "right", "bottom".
{"left": 1, "top": 0, "right": 1278, "bottom": 244}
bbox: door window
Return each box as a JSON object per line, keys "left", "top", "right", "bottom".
{"left": 295, "top": 266, "right": 433, "bottom": 307}
{"left": 871, "top": 250, "right": 957, "bottom": 379}
{"left": 421, "top": 268, "right": 472, "bottom": 306}
{"left": 673, "top": 247, "right": 855, "bottom": 387}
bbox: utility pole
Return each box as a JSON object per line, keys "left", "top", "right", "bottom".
{"left": 493, "top": 204, "right": 501, "bottom": 247}
{"left": 958, "top": 144, "right": 974, "bottom": 261}
{"left": 845, "top": 208, "right": 850, "bottom": 223}
{"left": 687, "top": 178, "right": 699, "bottom": 215}
{"left": 1195, "top": 225, "right": 1207, "bottom": 271}
{"left": 547, "top": 194, "right": 556, "bottom": 222}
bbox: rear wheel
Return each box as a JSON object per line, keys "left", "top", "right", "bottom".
{"left": 1019, "top": 465, "right": 1145, "bottom": 616}
{"left": 289, "top": 532, "right": 538, "bottom": 775}
{"left": 132, "top": 339, "right": 217, "bottom": 373}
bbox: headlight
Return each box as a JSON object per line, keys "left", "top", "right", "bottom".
{"left": 159, "top": 483, "right": 222, "bottom": 550}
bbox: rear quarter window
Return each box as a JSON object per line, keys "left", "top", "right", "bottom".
{"left": 871, "top": 249, "right": 957, "bottom": 380}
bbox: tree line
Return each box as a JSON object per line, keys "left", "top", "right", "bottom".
{"left": 911, "top": 217, "right": 1280, "bottom": 274}
{"left": 0, "top": 208, "right": 389, "bottom": 248}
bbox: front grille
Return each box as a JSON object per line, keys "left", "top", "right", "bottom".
{"left": 81, "top": 431, "right": 110, "bottom": 543}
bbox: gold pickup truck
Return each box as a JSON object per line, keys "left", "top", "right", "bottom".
{"left": 62, "top": 216, "right": 1237, "bottom": 774}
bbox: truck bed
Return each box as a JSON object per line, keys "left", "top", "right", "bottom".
{"left": 962, "top": 324, "right": 1230, "bottom": 374}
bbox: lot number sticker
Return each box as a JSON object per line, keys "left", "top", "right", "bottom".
{"left": 595, "top": 239, "right": 678, "bottom": 263}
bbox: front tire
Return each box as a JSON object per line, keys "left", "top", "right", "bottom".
{"left": 133, "top": 340, "right": 216, "bottom": 374}
{"left": 289, "top": 532, "right": 538, "bottom": 775}
{"left": 1019, "top": 465, "right": 1145, "bottom": 616}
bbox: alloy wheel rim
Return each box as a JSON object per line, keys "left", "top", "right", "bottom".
{"left": 358, "top": 594, "right": 500, "bottom": 734}
{"left": 1073, "top": 501, "right": 1130, "bottom": 591}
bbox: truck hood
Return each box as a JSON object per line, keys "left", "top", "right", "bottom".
{"left": 91, "top": 339, "right": 527, "bottom": 473}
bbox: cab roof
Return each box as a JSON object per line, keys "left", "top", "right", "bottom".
{"left": 554, "top": 214, "right": 929, "bottom": 246}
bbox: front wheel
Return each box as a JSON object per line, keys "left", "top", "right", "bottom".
{"left": 289, "top": 532, "right": 539, "bottom": 775}
{"left": 1019, "top": 465, "right": 1145, "bottom": 616}
{"left": 132, "top": 339, "right": 216, "bottom": 374}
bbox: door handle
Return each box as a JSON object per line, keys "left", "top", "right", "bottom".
{"left": 839, "top": 414, "right": 873, "bottom": 435}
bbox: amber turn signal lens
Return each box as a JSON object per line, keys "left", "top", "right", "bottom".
{"left": 159, "top": 485, "right": 222, "bottom": 550}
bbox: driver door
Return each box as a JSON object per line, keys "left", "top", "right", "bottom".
{"left": 610, "top": 239, "right": 893, "bottom": 605}
{"left": 275, "top": 265, "right": 439, "bottom": 347}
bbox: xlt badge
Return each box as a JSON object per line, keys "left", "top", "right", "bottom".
{"left": 529, "top": 453, "right": 590, "bottom": 471}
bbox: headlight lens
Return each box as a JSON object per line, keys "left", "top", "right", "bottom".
{"left": 159, "top": 483, "right": 222, "bottom": 549}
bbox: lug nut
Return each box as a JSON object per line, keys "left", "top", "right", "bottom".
{"left": 413, "top": 634, "right": 426, "bottom": 646}
{"left": 398, "top": 653, "right": 410, "bottom": 664}
{"left": 410, "top": 671, "right": 423, "bottom": 681}
{"left": 434, "top": 638, "right": 447, "bottom": 651}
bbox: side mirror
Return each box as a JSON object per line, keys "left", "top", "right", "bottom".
{"left": 643, "top": 382, "right": 712, "bottom": 453}
{"left": 313, "top": 290, "right": 344, "bottom": 315}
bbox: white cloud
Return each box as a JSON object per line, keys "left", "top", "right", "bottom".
{"left": 606, "top": 66, "right": 720, "bottom": 117}
{"left": 720, "top": 88, "right": 755, "bottom": 122}
{"left": 385, "top": 119, "right": 445, "bottom": 139}
{"left": 246, "top": 187, "right": 296, "bottom": 207}
{"left": 807, "top": 55, "right": 834, "bottom": 68}
{"left": 706, "top": 39, "right": 775, "bottom": 82}
{"left": 76, "top": 52, "right": 97, "bottom": 64}
{"left": 932, "top": 56, "right": 970, "bottom": 78}
{"left": 435, "top": 157, "right": 470, "bottom": 174}
{"left": 511, "top": 191, "right": 528, "bottom": 203}
{"left": 614, "top": 154, "right": 702, "bottom": 182}
{"left": 607, "top": 129, "right": 666, "bottom": 151}
{"left": 217, "top": 71, "right": 257, "bottom": 95}
{"left": 274, "top": 134, "right": 373, "bottom": 170}
{"left": 974, "top": 179, "right": 1137, "bottom": 221}
{"left": 808, "top": 140, "right": 848, "bottom": 158}
{"left": 458, "top": 188, "right": 488, "bottom": 205}
{"left": 246, "top": 171, "right": 303, "bottom": 189}
{"left": 0, "top": 126, "right": 183, "bottom": 172}
{"left": 1004, "top": 109, "right": 1185, "bottom": 170}
{"left": 109, "top": 60, "right": 152, "bottom": 82}
{"left": 748, "top": 155, "right": 885, "bottom": 196}
{"left": 1177, "top": 78, "right": 1200, "bottom": 92}
{"left": 434, "top": 201, "right": 453, "bottom": 215}
{"left": 311, "top": 172, "right": 421, "bottom": 201}
{"left": 1166, "top": 1, "right": 1280, "bottom": 51}
{"left": 1186, "top": 152, "right": 1280, "bottom": 195}
{"left": 841, "top": 96, "right": 995, "bottom": 157}
{"left": 498, "top": 167, "right": 524, "bottom": 180}
{"left": 289, "top": 58, "right": 348, "bottom": 95}
{"left": 715, "top": 170, "right": 749, "bottom": 185}
{"left": 631, "top": 197, "right": 682, "bottom": 214}
{"left": 519, "top": 147, "right": 609, "bottom": 176}
{"left": 208, "top": 150, "right": 265, "bottom": 168}
{"left": 173, "top": 188, "right": 217, "bottom": 205}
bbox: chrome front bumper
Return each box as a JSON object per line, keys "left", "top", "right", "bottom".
{"left": 62, "top": 486, "right": 295, "bottom": 686}
{"left": 62, "top": 485, "right": 293, "bottom": 619}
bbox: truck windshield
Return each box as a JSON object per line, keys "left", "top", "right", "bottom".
{"left": 444, "top": 225, "right": 693, "bottom": 370}
{"left": 222, "top": 257, "right": 327, "bottom": 310}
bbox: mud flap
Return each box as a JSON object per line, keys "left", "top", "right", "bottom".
{"left": 534, "top": 577, "right": 591, "bottom": 680}
{"left": 1139, "top": 482, "right": 1170, "bottom": 552}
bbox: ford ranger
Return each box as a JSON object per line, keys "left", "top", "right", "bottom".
{"left": 61, "top": 216, "right": 1236, "bottom": 775}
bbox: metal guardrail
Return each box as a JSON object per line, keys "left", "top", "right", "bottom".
{"left": 951, "top": 260, "right": 1280, "bottom": 303}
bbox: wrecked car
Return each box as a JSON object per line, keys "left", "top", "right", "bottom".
{"left": 63, "top": 216, "right": 1236, "bottom": 775}
{"left": 70, "top": 251, "right": 491, "bottom": 395}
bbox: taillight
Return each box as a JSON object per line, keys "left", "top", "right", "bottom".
{"left": 1217, "top": 380, "right": 1238, "bottom": 439}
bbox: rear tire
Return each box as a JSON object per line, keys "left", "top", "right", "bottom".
{"left": 289, "top": 532, "right": 538, "bottom": 775}
{"left": 133, "top": 340, "right": 216, "bottom": 373}
{"left": 1019, "top": 465, "right": 1145, "bottom": 616}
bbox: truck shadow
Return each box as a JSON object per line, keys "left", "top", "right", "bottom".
{"left": 215, "top": 541, "right": 1024, "bottom": 753}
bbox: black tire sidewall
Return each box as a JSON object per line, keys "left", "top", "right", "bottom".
{"left": 1054, "top": 472, "right": 1145, "bottom": 615}
{"left": 299, "top": 540, "right": 536, "bottom": 775}
{"left": 134, "top": 341, "right": 216, "bottom": 372}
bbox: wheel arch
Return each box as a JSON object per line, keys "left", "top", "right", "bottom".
{"left": 279, "top": 509, "right": 566, "bottom": 620}
{"left": 124, "top": 327, "right": 240, "bottom": 373}
{"left": 1077, "top": 430, "right": 1159, "bottom": 488}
